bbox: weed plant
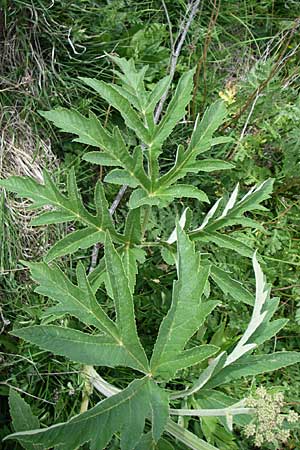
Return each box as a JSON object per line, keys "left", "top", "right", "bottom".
{"left": 0, "top": 1, "right": 300, "bottom": 448}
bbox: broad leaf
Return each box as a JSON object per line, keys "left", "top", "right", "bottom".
{"left": 11, "top": 326, "right": 146, "bottom": 371}
{"left": 151, "top": 225, "right": 217, "bottom": 380}
{"left": 4, "top": 378, "right": 169, "bottom": 450}
{"left": 19, "top": 240, "right": 149, "bottom": 373}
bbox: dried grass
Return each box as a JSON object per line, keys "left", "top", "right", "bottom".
{"left": 0, "top": 108, "right": 59, "bottom": 261}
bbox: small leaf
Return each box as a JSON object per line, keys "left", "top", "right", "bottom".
{"left": 39, "top": 109, "right": 109, "bottom": 148}
{"left": 206, "top": 352, "right": 300, "bottom": 389}
{"left": 252, "top": 319, "right": 288, "bottom": 347}
{"left": 192, "top": 231, "right": 254, "bottom": 258}
{"left": 152, "top": 69, "right": 195, "bottom": 148}
{"left": 124, "top": 208, "right": 142, "bottom": 245}
{"left": 146, "top": 75, "right": 171, "bottom": 113}
{"left": 186, "top": 159, "right": 234, "bottom": 173}
{"left": 167, "top": 208, "right": 189, "bottom": 244}
{"left": 45, "top": 227, "right": 105, "bottom": 263}
{"left": 121, "top": 247, "right": 145, "bottom": 294}
{"left": 210, "top": 265, "right": 254, "bottom": 306}
{"left": 87, "top": 258, "right": 106, "bottom": 294}
{"left": 104, "top": 169, "right": 139, "bottom": 187}
{"left": 129, "top": 188, "right": 160, "bottom": 209}
{"left": 166, "top": 419, "right": 219, "bottom": 450}
{"left": 83, "top": 151, "right": 120, "bottom": 166}
{"left": 156, "top": 344, "right": 219, "bottom": 377}
{"left": 156, "top": 185, "right": 210, "bottom": 203}
{"left": 9, "top": 388, "right": 41, "bottom": 450}
{"left": 80, "top": 77, "right": 151, "bottom": 145}
{"left": 188, "top": 101, "right": 227, "bottom": 154}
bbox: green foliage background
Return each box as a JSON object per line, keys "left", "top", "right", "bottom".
{"left": 0, "top": 1, "right": 299, "bottom": 449}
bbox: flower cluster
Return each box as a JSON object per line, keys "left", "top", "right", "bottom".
{"left": 243, "top": 386, "right": 299, "bottom": 447}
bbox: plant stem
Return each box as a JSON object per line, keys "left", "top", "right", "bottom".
{"left": 79, "top": 365, "right": 94, "bottom": 414}
{"left": 169, "top": 407, "right": 255, "bottom": 416}
{"left": 165, "top": 419, "right": 218, "bottom": 450}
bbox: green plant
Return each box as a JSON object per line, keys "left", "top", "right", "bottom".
{"left": 1, "top": 56, "right": 300, "bottom": 450}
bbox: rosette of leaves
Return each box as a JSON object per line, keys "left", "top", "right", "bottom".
{"left": 2, "top": 57, "right": 300, "bottom": 449}
{"left": 4, "top": 228, "right": 300, "bottom": 450}
{"left": 0, "top": 56, "right": 273, "bottom": 265}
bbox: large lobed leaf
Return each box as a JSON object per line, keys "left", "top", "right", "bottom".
{"left": 36, "top": 67, "right": 232, "bottom": 211}
{"left": 4, "top": 377, "right": 169, "bottom": 450}
{"left": 150, "top": 225, "right": 219, "bottom": 380}
{"left": 14, "top": 233, "right": 149, "bottom": 374}
{"left": 0, "top": 169, "right": 122, "bottom": 261}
